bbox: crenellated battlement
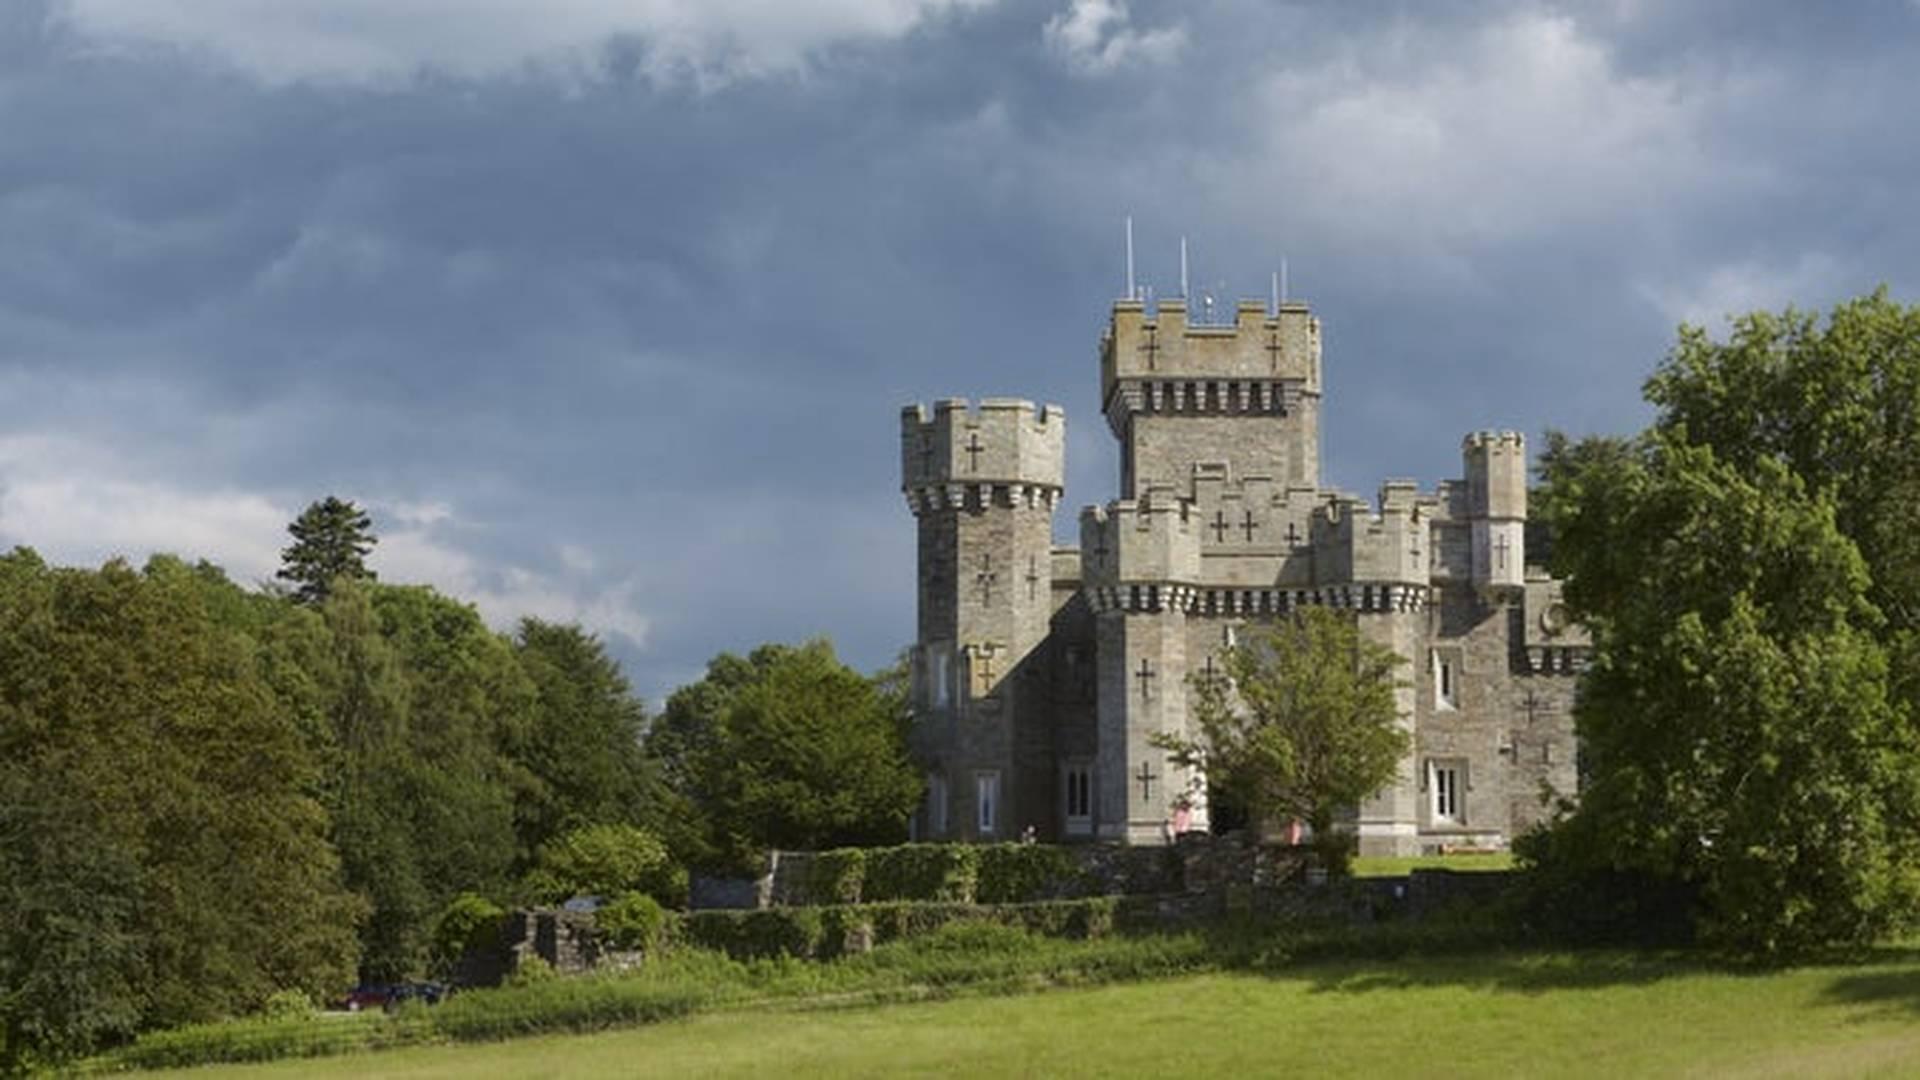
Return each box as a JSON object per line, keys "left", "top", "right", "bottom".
{"left": 901, "top": 398, "right": 1065, "bottom": 512}
{"left": 1462, "top": 429, "right": 1526, "bottom": 451}
{"left": 1102, "top": 297, "right": 1320, "bottom": 403}
{"left": 1308, "top": 482, "right": 1433, "bottom": 586}
{"left": 1462, "top": 429, "right": 1527, "bottom": 521}
{"left": 1101, "top": 297, "right": 1324, "bottom": 492}
{"left": 1079, "top": 499, "right": 1201, "bottom": 591}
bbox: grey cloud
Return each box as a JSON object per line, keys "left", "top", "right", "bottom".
{"left": 5, "top": 1, "right": 1920, "bottom": 699}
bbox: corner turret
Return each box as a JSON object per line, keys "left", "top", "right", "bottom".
{"left": 899, "top": 397, "right": 1066, "bottom": 843}
{"left": 1462, "top": 430, "right": 1526, "bottom": 591}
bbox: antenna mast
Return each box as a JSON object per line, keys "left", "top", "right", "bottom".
{"left": 1179, "top": 237, "right": 1189, "bottom": 299}
{"left": 1125, "top": 216, "right": 1136, "bottom": 300}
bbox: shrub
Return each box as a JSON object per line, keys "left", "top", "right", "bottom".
{"left": 505, "top": 955, "right": 558, "bottom": 989}
{"left": 428, "top": 979, "right": 706, "bottom": 1042}
{"left": 808, "top": 848, "right": 868, "bottom": 904}
{"left": 258, "top": 989, "right": 317, "bottom": 1021}
{"left": 818, "top": 905, "right": 874, "bottom": 957}
{"left": 596, "top": 892, "right": 668, "bottom": 951}
{"left": 99, "top": 1012, "right": 430, "bottom": 1071}
{"left": 976, "top": 844, "right": 1084, "bottom": 903}
{"left": 678, "top": 898, "right": 1125, "bottom": 961}
{"left": 861, "top": 900, "right": 973, "bottom": 945}
{"left": 526, "top": 824, "right": 687, "bottom": 908}
{"left": 1006, "top": 897, "right": 1118, "bottom": 939}
{"left": 432, "top": 892, "right": 508, "bottom": 971}
{"left": 682, "top": 908, "right": 827, "bottom": 960}
{"left": 865, "top": 845, "right": 979, "bottom": 902}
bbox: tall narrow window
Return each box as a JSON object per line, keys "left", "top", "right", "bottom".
{"left": 1429, "top": 760, "right": 1463, "bottom": 823}
{"left": 933, "top": 647, "right": 950, "bottom": 708}
{"left": 976, "top": 772, "right": 1000, "bottom": 836}
{"left": 927, "top": 774, "right": 949, "bottom": 836}
{"left": 1432, "top": 649, "right": 1458, "bottom": 710}
{"left": 1064, "top": 765, "right": 1093, "bottom": 835}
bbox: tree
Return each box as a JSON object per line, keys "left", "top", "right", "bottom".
{"left": 1525, "top": 292, "right": 1920, "bottom": 953}
{"left": 1531, "top": 430, "right": 1920, "bottom": 952}
{"left": 521, "top": 823, "right": 684, "bottom": 907}
{"left": 0, "top": 551, "right": 363, "bottom": 1065}
{"left": 278, "top": 496, "right": 377, "bottom": 605}
{"left": 317, "top": 581, "right": 530, "bottom": 980}
{"left": 651, "top": 640, "right": 921, "bottom": 872}
{"left": 1156, "top": 606, "right": 1408, "bottom": 870}
{"left": 1641, "top": 290, "right": 1920, "bottom": 633}
{"left": 509, "top": 620, "right": 666, "bottom": 863}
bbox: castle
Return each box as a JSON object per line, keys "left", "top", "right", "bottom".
{"left": 899, "top": 294, "right": 1587, "bottom": 856}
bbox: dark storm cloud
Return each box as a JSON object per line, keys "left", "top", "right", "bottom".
{"left": 4, "top": 0, "right": 1920, "bottom": 699}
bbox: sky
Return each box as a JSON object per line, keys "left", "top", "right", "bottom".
{"left": 5, "top": 0, "right": 1920, "bottom": 703}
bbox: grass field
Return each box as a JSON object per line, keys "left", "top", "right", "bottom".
{"left": 160, "top": 949, "right": 1920, "bottom": 1078}
{"left": 1349, "top": 852, "right": 1515, "bottom": 876}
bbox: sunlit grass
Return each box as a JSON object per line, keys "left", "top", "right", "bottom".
{"left": 159, "top": 949, "right": 1920, "bottom": 1078}
{"left": 1349, "top": 852, "right": 1514, "bottom": 877}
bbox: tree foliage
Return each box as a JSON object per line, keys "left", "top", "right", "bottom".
{"left": 510, "top": 620, "right": 666, "bottom": 859}
{"left": 277, "top": 496, "right": 377, "bottom": 605}
{"left": 1156, "top": 606, "right": 1409, "bottom": 865}
{"left": 523, "top": 823, "right": 684, "bottom": 907}
{"left": 650, "top": 640, "right": 921, "bottom": 872}
{"left": 0, "top": 547, "right": 673, "bottom": 1067}
{"left": 1530, "top": 292, "right": 1920, "bottom": 954}
{"left": 0, "top": 552, "right": 365, "bottom": 1070}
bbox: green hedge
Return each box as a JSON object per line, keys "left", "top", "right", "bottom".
{"left": 679, "top": 908, "right": 826, "bottom": 961}
{"left": 796, "top": 843, "right": 1096, "bottom": 907}
{"left": 100, "top": 981, "right": 711, "bottom": 1071}
{"left": 864, "top": 844, "right": 981, "bottom": 902}
{"left": 976, "top": 844, "right": 1086, "bottom": 903}
{"left": 807, "top": 848, "right": 867, "bottom": 904}
{"left": 678, "top": 898, "right": 1125, "bottom": 961}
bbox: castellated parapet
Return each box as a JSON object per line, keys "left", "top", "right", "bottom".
{"left": 901, "top": 398, "right": 1065, "bottom": 509}
{"left": 1310, "top": 482, "right": 1431, "bottom": 588}
{"left": 1101, "top": 298, "right": 1324, "bottom": 494}
{"left": 1102, "top": 298, "right": 1321, "bottom": 389}
{"left": 1080, "top": 501, "right": 1202, "bottom": 608}
{"left": 1463, "top": 430, "right": 1527, "bottom": 520}
{"left": 1462, "top": 430, "right": 1527, "bottom": 590}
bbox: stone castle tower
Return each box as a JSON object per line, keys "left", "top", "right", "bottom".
{"left": 900, "top": 293, "right": 1586, "bottom": 855}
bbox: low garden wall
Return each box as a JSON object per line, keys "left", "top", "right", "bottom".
{"left": 454, "top": 839, "right": 1525, "bottom": 980}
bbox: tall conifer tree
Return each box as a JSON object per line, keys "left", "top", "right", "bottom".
{"left": 278, "top": 496, "right": 377, "bottom": 604}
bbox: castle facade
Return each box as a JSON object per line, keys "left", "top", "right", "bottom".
{"left": 899, "top": 295, "right": 1587, "bottom": 855}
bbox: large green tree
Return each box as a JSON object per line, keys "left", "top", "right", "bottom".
{"left": 278, "top": 496, "right": 377, "bottom": 605}
{"left": 650, "top": 641, "right": 920, "bottom": 872}
{"left": 315, "top": 582, "right": 535, "bottom": 980}
{"left": 1155, "top": 606, "right": 1408, "bottom": 869}
{"left": 1529, "top": 292, "right": 1920, "bottom": 953}
{"left": 0, "top": 551, "right": 363, "bottom": 1065}
{"left": 510, "top": 620, "right": 666, "bottom": 862}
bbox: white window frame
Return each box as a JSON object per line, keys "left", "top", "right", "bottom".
{"left": 1428, "top": 759, "right": 1464, "bottom": 824}
{"left": 975, "top": 771, "right": 1000, "bottom": 837}
{"left": 1063, "top": 764, "right": 1093, "bottom": 835}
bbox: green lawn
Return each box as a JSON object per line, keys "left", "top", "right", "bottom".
{"left": 1350, "top": 852, "right": 1515, "bottom": 876}
{"left": 161, "top": 950, "right": 1920, "bottom": 1078}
